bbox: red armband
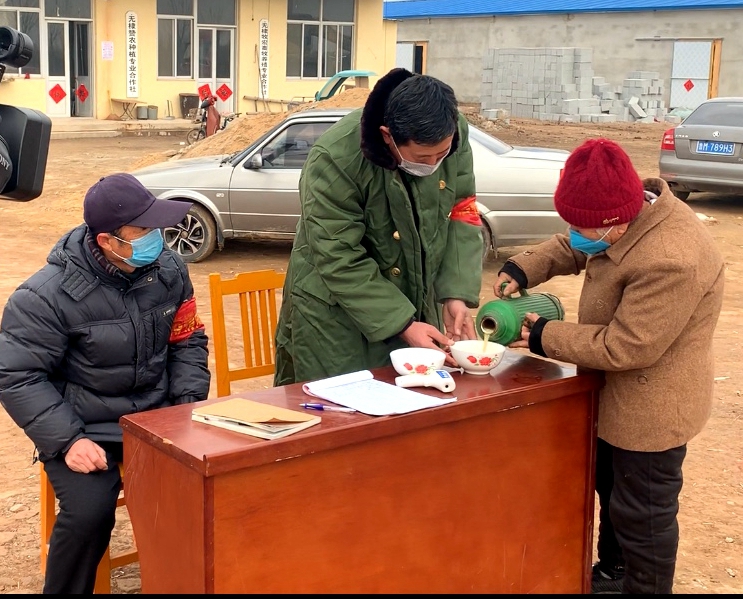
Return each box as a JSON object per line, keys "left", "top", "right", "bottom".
{"left": 450, "top": 195, "right": 481, "bottom": 226}
{"left": 169, "top": 297, "right": 205, "bottom": 343}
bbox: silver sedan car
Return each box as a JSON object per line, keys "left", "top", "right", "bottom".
{"left": 130, "top": 108, "right": 569, "bottom": 263}
{"left": 659, "top": 97, "right": 743, "bottom": 201}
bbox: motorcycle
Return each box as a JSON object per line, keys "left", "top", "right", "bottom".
{"left": 186, "top": 96, "right": 241, "bottom": 145}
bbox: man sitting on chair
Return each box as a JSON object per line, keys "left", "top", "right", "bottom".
{"left": 0, "top": 173, "right": 211, "bottom": 593}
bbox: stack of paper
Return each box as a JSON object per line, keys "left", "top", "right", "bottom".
{"left": 192, "top": 398, "right": 321, "bottom": 440}
{"left": 303, "top": 370, "right": 456, "bottom": 416}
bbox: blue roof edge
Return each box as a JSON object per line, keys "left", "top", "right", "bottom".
{"left": 383, "top": 4, "right": 743, "bottom": 19}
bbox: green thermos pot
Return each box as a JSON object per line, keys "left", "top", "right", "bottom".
{"left": 475, "top": 283, "right": 566, "bottom": 346}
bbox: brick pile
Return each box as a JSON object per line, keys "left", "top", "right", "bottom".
{"left": 480, "top": 47, "right": 683, "bottom": 125}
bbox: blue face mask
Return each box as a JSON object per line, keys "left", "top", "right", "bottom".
{"left": 113, "top": 229, "right": 164, "bottom": 267}
{"left": 569, "top": 227, "right": 612, "bottom": 256}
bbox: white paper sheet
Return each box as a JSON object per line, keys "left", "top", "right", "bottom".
{"left": 302, "top": 370, "right": 456, "bottom": 416}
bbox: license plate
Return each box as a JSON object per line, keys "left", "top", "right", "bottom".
{"left": 696, "top": 140, "right": 735, "bottom": 156}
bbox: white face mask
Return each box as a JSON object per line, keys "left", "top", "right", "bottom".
{"left": 392, "top": 139, "right": 449, "bottom": 178}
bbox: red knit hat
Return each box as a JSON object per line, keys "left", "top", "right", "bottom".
{"left": 553, "top": 138, "right": 645, "bottom": 228}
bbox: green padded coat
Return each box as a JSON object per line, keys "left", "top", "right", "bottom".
{"left": 274, "top": 83, "right": 482, "bottom": 386}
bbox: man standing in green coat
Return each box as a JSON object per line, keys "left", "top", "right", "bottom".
{"left": 274, "top": 68, "right": 483, "bottom": 386}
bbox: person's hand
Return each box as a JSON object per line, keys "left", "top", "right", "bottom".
{"left": 442, "top": 299, "right": 477, "bottom": 342}
{"left": 399, "top": 321, "right": 458, "bottom": 366}
{"left": 494, "top": 272, "right": 521, "bottom": 298}
{"left": 508, "top": 312, "right": 540, "bottom": 349}
{"left": 65, "top": 438, "right": 108, "bottom": 474}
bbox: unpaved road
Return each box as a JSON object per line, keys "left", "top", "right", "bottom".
{"left": 0, "top": 116, "right": 741, "bottom": 594}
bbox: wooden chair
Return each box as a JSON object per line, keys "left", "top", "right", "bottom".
{"left": 40, "top": 463, "right": 139, "bottom": 594}
{"left": 209, "top": 269, "right": 286, "bottom": 397}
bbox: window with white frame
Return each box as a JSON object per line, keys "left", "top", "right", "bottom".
{"left": 196, "top": 0, "right": 235, "bottom": 26}
{"left": 0, "top": 0, "right": 41, "bottom": 75}
{"left": 286, "top": 0, "right": 354, "bottom": 79}
{"left": 44, "top": 0, "right": 90, "bottom": 19}
{"left": 196, "top": 0, "right": 236, "bottom": 80}
{"left": 157, "top": 0, "right": 193, "bottom": 78}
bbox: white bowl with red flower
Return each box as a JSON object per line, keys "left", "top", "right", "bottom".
{"left": 450, "top": 339, "right": 506, "bottom": 375}
{"left": 389, "top": 347, "right": 447, "bottom": 376}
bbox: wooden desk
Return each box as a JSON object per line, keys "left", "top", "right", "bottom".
{"left": 110, "top": 98, "right": 146, "bottom": 120}
{"left": 121, "top": 352, "right": 603, "bottom": 594}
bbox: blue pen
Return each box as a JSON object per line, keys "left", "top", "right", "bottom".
{"left": 300, "top": 403, "right": 357, "bottom": 413}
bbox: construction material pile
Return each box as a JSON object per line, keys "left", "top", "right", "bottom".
{"left": 128, "top": 87, "right": 373, "bottom": 171}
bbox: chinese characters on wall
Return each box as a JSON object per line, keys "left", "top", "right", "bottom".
{"left": 259, "top": 19, "right": 269, "bottom": 99}
{"left": 126, "top": 12, "right": 138, "bottom": 98}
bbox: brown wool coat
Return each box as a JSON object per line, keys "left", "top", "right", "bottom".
{"left": 507, "top": 178, "right": 724, "bottom": 451}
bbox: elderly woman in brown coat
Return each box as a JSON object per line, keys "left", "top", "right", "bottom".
{"left": 494, "top": 138, "right": 724, "bottom": 594}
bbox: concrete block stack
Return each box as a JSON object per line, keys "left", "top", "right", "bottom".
{"left": 480, "top": 47, "right": 675, "bottom": 124}
{"left": 620, "top": 71, "right": 668, "bottom": 122}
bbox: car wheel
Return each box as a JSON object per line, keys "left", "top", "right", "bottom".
{"left": 673, "top": 190, "right": 691, "bottom": 201}
{"left": 481, "top": 222, "right": 494, "bottom": 265}
{"left": 163, "top": 204, "right": 217, "bottom": 263}
{"left": 186, "top": 128, "right": 204, "bottom": 145}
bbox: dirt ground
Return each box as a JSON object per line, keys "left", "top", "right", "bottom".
{"left": 0, "top": 109, "right": 741, "bottom": 594}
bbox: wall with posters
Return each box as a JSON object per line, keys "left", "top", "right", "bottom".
{"left": 236, "top": 0, "right": 398, "bottom": 106}
{"left": 0, "top": 0, "right": 398, "bottom": 120}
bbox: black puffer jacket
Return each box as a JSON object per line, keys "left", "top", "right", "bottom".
{"left": 0, "top": 225, "right": 211, "bottom": 457}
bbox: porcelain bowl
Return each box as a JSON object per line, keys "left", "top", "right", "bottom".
{"left": 389, "top": 347, "right": 447, "bottom": 376}
{"left": 450, "top": 339, "right": 506, "bottom": 375}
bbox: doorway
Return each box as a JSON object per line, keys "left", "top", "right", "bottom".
{"left": 45, "top": 20, "right": 92, "bottom": 117}
{"left": 70, "top": 21, "right": 92, "bottom": 117}
{"left": 395, "top": 41, "right": 427, "bottom": 75}
{"left": 196, "top": 27, "right": 235, "bottom": 114}
{"left": 669, "top": 39, "right": 721, "bottom": 111}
